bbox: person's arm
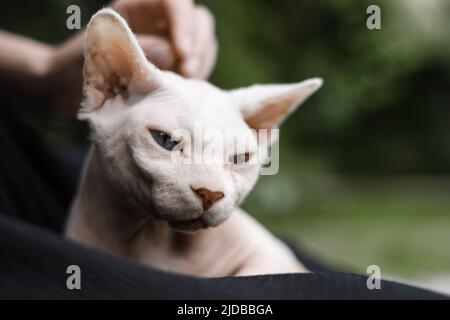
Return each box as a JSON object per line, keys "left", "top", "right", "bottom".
{"left": 0, "top": 31, "right": 54, "bottom": 99}
{"left": 0, "top": 0, "right": 217, "bottom": 115}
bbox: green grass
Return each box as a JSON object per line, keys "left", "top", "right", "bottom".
{"left": 243, "top": 171, "right": 450, "bottom": 280}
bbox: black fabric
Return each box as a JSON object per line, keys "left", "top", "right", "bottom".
{"left": 0, "top": 214, "right": 445, "bottom": 300}
{"left": 0, "top": 112, "right": 81, "bottom": 232}
{"left": 0, "top": 112, "right": 447, "bottom": 299}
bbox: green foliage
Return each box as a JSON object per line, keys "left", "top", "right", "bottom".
{"left": 198, "top": 0, "right": 450, "bottom": 174}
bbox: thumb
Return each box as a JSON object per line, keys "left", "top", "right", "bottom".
{"left": 136, "top": 35, "right": 177, "bottom": 71}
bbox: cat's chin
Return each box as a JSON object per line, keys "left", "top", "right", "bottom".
{"left": 168, "top": 218, "right": 209, "bottom": 232}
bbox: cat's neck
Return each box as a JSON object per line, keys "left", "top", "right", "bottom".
{"left": 66, "top": 147, "right": 176, "bottom": 257}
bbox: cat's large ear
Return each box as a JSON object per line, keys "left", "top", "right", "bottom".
{"left": 231, "top": 78, "right": 323, "bottom": 130}
{"left": 80, "top": 8, "right": 161, "bottom": 116}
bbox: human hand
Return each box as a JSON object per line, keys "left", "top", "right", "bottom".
{"left": 45, "top": 0, "right": 217, "bottom": 115}
{"left": 112, "top": 0, "right": 218, "bottom": 79}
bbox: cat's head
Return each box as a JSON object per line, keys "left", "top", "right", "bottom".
{"left": 80, "top": 9, "right": 322, "bottom": 231}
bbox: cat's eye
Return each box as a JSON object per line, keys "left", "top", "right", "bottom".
{"left": 231, "top": 153, "right": 251, "bottom": 164}
{"left": 150, "top": 130, "right": 180, "bottom": 151}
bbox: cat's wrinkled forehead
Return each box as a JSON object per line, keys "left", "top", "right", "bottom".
{"left": 131, "top": 74, "right": 249, "bottom": 132}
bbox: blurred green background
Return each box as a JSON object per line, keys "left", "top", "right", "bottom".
{"left": 2, "top": 0, "right": 449, "bottom": 285}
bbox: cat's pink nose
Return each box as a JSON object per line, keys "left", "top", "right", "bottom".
{"left": 192, "top": 187, "right": 224, "bottom": 210}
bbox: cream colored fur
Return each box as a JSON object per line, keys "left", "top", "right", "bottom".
{"left": 65, "top": 8, "right": 322, "bottom": 277}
